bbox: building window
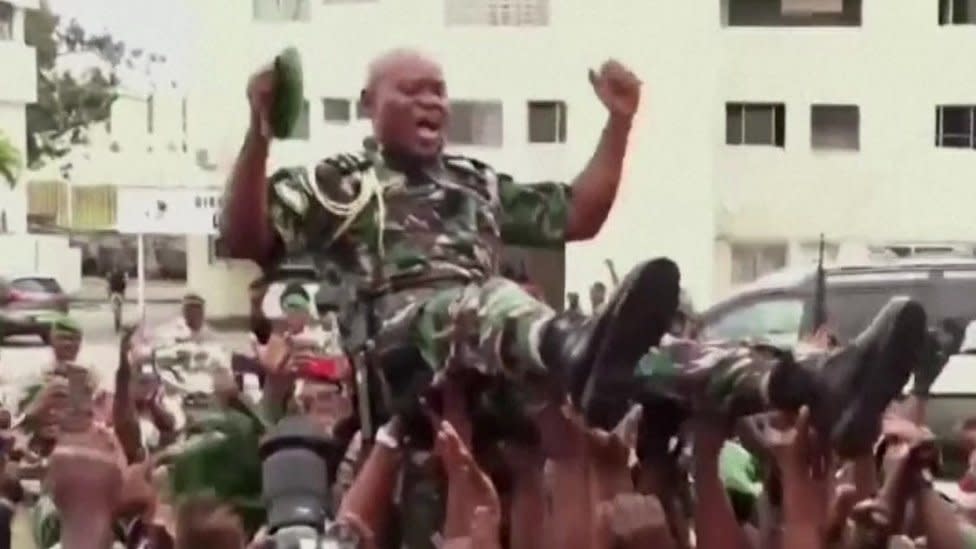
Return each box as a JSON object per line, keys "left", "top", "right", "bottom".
{"left": 322, "top": 98, "right": 352, "bottom": 124}
{"left": 936, "top": 105, "right": 976, "bottom": 148}
{"left": 253, "top": 0, "right": 310, "bottom": 21}
{"left": 726, "top": 102, "right": 786, "bottom": 147}
{"left": 723, "top": 0, "right": 860, "bottom": 27}
{"left": 446, "top": 0, "right": 549, "bottom": 26}
{"left": 447, "top": 100, "right": 503, "bottom": 146}
{"left": 0, "top": 2, "right": 12, "bottom": 41}
{"left": 731, "top": 243, "right": 788, "bottom": 284}
{"left": 282, "top": 100, "right": 311, "bottom": 140}
{"left": 527, "top": 101, "right": 567, "bottom": 143}
{"left": 811, "top": 105, "right": 859, "bottom": 151}
{"left": 940, "top": 0, "right": 976, "bottom": 24}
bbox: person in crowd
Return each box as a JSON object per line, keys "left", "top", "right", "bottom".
{"left": 14, "top": 316, "right": 110, "bottom": 444}
{"left": 566, "top": 292, "right": 585, "bottom": 323}
{"left": 169, "top": 293, "right": 213, "bottom": 344}
{"left": 248, "top": 277, "right": 273, "bottom": 347}
{"left": 589, "top": 281, "right": 607, "bottom": 314}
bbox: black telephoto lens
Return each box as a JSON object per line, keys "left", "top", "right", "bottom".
{"left": 260, "top": 415, "right": 334, "bottom": 534}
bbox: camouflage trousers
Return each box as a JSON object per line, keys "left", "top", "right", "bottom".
{"left": 632, "top": 341, "right": 775, "bottom": 417}
{"left": 397, "top": 277, "right": 555, "bottom": 379}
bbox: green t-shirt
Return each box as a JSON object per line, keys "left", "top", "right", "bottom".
{"left": 719, "top": 441, "right": 762, "bottom": 497}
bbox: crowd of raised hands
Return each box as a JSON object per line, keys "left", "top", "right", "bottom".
{"left": 3, "top": 325, "right": 976, "bottom": 549}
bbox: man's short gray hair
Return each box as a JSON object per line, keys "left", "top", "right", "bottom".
{"left": 364, "top": 48, "right": 437, "bottom": 91}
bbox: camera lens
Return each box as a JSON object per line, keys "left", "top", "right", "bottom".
{"left": 260, "top": 415, "right": 336, "bottom": 534}
{"left": 262, "top": 447, "right": 328, "bottom": 530}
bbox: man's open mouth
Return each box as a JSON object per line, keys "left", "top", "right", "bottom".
{"left": 415, "top": 117, "right": 443, "bottom": 141}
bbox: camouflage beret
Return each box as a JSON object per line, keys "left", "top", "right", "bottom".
{"left": 49, "top": 315, "right": 82, "bottom": 337}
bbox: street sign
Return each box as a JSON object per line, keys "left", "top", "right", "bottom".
{"left": 115, "top": 187, "right": 223, "bottom": 235}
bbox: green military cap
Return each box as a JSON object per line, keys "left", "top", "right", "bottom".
{"left": 49, "top": 314, "right": 82, "bottom": 338}
{"left": 183, "top": 293, "right": 205, "bottom": 306}
{"left": 279, "top": 283, "right": 310, "bottom": 313}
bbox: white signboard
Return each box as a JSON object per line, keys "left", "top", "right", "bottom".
{"left": 116, "top": 187, "right": 224, "bottom": 235}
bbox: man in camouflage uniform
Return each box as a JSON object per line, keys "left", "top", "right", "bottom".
{"left": 220, "top": 49, "right": 681, "bottom": 547}
{"left": 222, "top": 49, "right": 682, "bottom": 424}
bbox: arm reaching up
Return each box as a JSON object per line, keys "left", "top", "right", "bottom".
{"left": 220, "top": 65, "right": 276, "bottom": 264}
{"left": 564, "top": 61, "right": 641, "bottom": 241}
{"left": 605, "top": 259, "right": 620, "bottom": 287}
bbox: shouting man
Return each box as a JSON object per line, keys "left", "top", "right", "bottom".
{"left": 221, "top": 49, "right": 681, "bottom": 423}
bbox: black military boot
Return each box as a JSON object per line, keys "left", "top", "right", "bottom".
{"left": 538, "top": 257, "right": 681, "bottom": 427}
{"left": 818, "top": 297, "right": 927, "bottom": 457}
{"left": 716, "top": 298, "right": 929, "bottom": 458}
{"left": 624, "top": 297, "right": 927, "bottom": 458}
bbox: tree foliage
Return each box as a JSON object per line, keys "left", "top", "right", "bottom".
{"left": 0, "top": 132, "right": 22, "bottom": 188}
{"left": 24, "top": 1, "right": 164, "bottom": 168}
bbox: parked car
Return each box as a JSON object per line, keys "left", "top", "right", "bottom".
{"left": 901, "top": 351, "right": 976, "bottom": 479}
{"left": 0, "top": 274, "right": 69, "bottom": 344}
{"left": 700, "top": 257, "right": 976, "bottom": 349}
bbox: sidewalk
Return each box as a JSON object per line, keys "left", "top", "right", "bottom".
{"left": 74, "top": 277, "right": 187, "bottom": 304}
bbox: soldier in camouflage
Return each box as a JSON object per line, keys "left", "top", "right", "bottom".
{"left": 221, "top": 49, "right": 682, "bottom": 424}
{"left": 219, "top": 49, "right": 684, "bottom": 548}
{"left": 212, "top": 49, "right": 934, "bottom": 548}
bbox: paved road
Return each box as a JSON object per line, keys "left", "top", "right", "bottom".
{"left": 0, "top": 301, "right": 250, "bottom": 392}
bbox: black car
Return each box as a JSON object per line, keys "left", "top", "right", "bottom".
{"left": 700, "top": 258, "right": 976, "bottom": 348}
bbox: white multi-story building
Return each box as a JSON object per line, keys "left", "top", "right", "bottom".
{"left": 183, "top": 0, "right": 976, "bottom": 318}
{"left": 0, "top": 0, "right": 37, "bottom": 234}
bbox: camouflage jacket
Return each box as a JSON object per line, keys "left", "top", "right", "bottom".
{"left": 266, "top": 144, "right": 572, "bottom": 293}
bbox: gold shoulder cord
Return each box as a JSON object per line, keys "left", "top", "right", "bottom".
{"left": 303, "top": 151, "right": 395, "bottom": 259}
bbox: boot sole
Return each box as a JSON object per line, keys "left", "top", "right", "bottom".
{"left": 580, "top": 258, "right": 680, "bottom": 427}
{"left": 831, "top": 298, "right": 927, "bottom": 457}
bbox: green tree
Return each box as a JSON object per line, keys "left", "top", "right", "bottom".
{"left": 0, "top": 132, "right": 22, "bottom": 187}
{"left": 24, "top": 1, "right": 164, "bottom": 168}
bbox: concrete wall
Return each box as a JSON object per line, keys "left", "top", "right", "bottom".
{"left": 717, "top": 0, "right": 976, "bottom": 243}
{"left": 0, "top": 234, "right": 82, "bottom": 293}
{"left": 185, "top": 235, "right": 259, "bottom": 319}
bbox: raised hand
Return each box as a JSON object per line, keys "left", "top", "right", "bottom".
{"left": 246, "top": 64, "right": 275, "bottom": 139}
{"left": 597, "top": 493, "right": 676, "bottom": 549}
{"left": 589, "top": 60, "right": 642, "bottom": 120}
{"left": 48, "top": 423, "right": 126, "bottom": 519}
{"left": 433, "top": 419, "right": 501, "bottom": 542}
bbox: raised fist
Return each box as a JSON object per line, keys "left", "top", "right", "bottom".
{"left": 590, "top": 59, "right": 642, "bottom": 120}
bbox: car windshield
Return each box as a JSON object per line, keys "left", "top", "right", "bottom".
{"left": 11, "top": 277, "right": 62, "bottom": 294}
{"left": 702, "top": 298, "right": 805, "bottom": 347}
